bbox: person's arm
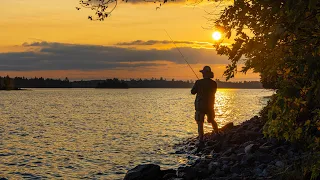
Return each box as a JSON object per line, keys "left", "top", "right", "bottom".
{"left": 191, "top": 81, "right": 198, "bottom": 95}
{"left": 213, "top": 81, "right": 217, "bottom": 94}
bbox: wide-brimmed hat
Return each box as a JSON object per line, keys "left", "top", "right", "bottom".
{"left": 200, "top": 66, "right": 212, "bottom": 73}
{"left": 200, "top": 66, "right": 214, "bottom": 78}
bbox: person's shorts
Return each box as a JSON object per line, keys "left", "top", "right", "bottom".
{"left": 195, "top": 110, "right": 215, "bottom": 123}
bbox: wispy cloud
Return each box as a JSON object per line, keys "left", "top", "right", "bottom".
{"left": 0, "top": 41, "right": 229, "bottom": 71}
{"left": 115, "top": 40, "right": 213, "bottom": 46}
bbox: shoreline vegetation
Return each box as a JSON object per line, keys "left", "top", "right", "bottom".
{"left": 124, "top": 116, "right": 318, "bottom": 180}
{"left": 0, "top": 76, "right": 263, "bottom": 90}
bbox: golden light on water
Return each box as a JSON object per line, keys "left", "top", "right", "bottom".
{"left": 212, "top": 31, "right": 222, "bottom": 41}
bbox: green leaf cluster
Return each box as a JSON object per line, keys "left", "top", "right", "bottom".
{"left": 215, "top": 0, "right": 320, "bottom": 177}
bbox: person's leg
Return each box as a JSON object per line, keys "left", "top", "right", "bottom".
{"left": 197, "top": 121, "right": 204, "bottom": 142}
{"left": 195, "top": 111, "right": 205, "bottom": 141}
{"left": 208, "top": 110, "right": 219, "bottom": 133}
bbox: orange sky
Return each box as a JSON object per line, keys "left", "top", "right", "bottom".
{"left": 0, "top": 0, "right": 259, "bottom": 81}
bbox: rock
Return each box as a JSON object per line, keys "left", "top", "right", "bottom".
{"left": 193, "top": 159, "right": 210, "bottom": 169}
{"left": 162, "top": 169, "right": 176, "bottom": 179}
{"left": 124, "top": 164, "right": 161, "bottom": 180}
{"left": 261, "top": 168, "right": 269, "bottom": 177}
{"left": 259, "top": 145, "right": 273, "bottom": 153}
{"left": 244, "top": 144, "right": 258, "bottom": 154}
{"left": 208, "top": 161, "right": 219, "bottom": 172}
{"left": 273, "top": 146, "right": 287, "bottom": 154}
{"left": 253, "top": 167, "right": 263, "bottom": 176}
{"left": 210, "top": 152, "right": 220, "bottom": 158}
{"left": 222, "top": 147, "right": 234, "bottom": 156}
{"left": 176, "top": 167, "right": 197, "bottom": 180}
{"left": 229, "top": 153, "right": 239, "bottom": 161}
{"left": 257, "top": 163, "right": 267, "bottom": 170}
{"left": 230, "top": 173, "right": 241, "bottom": 179}
{"left": 275, "top": 161, "right": 285, "bottom": 168}
{"left": 203, "top": 155, "right": 212, "bottom": 159}
{"left": 256, "top": 153, "right": 273, "bottom": 163}
{"left": 220, "top": 122, "right": 234, "bottom": 132}
{"left": 242, "top": 141, "right": 254, "bottom": 148}
{"left": 163, "top": 173, "right": 176, "bottom": 180}
{"left": 211, "top": 142, "right": 222, "bottom": 153}
{"left": 241, "top": 154, "right": 255, "bottom": 165}
{"left": 215, "top": 168, "right": 225, "bottom": 177}
{"left": 175, "top": 150, "right": 185, "bottom": 154}
{"left": 245, "top": 130, "right": 261, "bottom": 137}
{"left": 222, "top": 164, "right": 230, "bottom": 173}
{"left": 230, "top": 163, "right": 241, "bottom": 174}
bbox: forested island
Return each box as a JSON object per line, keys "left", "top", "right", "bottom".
{"left": 0, "top": 76, "right": 263, "bottom": 89}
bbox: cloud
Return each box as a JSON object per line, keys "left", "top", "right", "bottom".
{"left": 115, "top": 40, "right": 213, "bottom": 46}
{"left": 0, "top": 41, "right": 229, "bottom": 71}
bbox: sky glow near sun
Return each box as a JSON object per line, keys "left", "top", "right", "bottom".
{"left": 0, "top": 0, "right": 259, "bottom": 81}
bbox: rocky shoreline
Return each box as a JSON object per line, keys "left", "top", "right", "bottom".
{"left": 124, "top": 116, "right": 310, "bottom": 180}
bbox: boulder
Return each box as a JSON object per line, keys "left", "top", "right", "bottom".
{"left": 124, "top": 164, "right": 161, "bottom": 180}
{"left": 255, "top": 153, "right": 273, "bottom": 164}
{"left": 220, "top": 122, "right": 234, "bottom": 132}
{"left": 275, "top": 161, "right": 285, "bottom": 168}
{"left": 244, "top": 144, "right": 258, "bottom": 154}
{"left": 230, "top": 163, "right": 241, "bottom": 174}
{"left": 176, "top": 167, "right": 198, "bottom": 180}
{"left": 208, "top": 161, "right": 219, "bottom": 172}
{"left": 241, "top": 154, "right": 256, "bottom": 165}
{"left": 163, "top": 173, "right": 176, "bottom": 180}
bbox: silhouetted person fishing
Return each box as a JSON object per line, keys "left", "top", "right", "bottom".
{"left": 191, "top": 66, "right": 219, "bottom": 143}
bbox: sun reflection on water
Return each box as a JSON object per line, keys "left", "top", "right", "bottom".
{"left": 0, "top": 88, "right": 273, "bottom": 179}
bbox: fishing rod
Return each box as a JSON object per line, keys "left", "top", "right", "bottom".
{"left": 164, "top": 29, "right": 199, "bottom": 80}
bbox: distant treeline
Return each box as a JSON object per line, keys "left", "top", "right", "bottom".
{"left": 0, "top": 76, "right": 263, "bottom": 89}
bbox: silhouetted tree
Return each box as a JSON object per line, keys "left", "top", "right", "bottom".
{"left": 215, "top": 0, "right": 320, "bottom": 177}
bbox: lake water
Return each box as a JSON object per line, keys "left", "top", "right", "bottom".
{"left": 0, "top": 88, "right": 273, "bottom": 179}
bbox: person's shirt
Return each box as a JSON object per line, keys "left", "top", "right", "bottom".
{"left": 191, "top": 78, "right": 217, "bottom": 112}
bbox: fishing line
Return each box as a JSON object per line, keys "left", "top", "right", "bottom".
{"left": 164, "top": 29, "right": 199, "bottom": 80}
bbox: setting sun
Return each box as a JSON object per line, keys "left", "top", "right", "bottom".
{"left": 212, "top": 31, "right": 222, "bottom": 41}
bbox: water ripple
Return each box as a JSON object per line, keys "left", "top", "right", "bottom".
{"left": 0, "top": 88, "right": 272, "bottom": 179}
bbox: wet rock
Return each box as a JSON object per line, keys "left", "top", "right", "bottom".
{"left": 124, "top": 164, "right": 161, "bottom": 180}
{"left": 275, "top": 161, "right": 284, "bottom": 168}
{"left": 244, "top": 144, "right": 258, "bottom": 154}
